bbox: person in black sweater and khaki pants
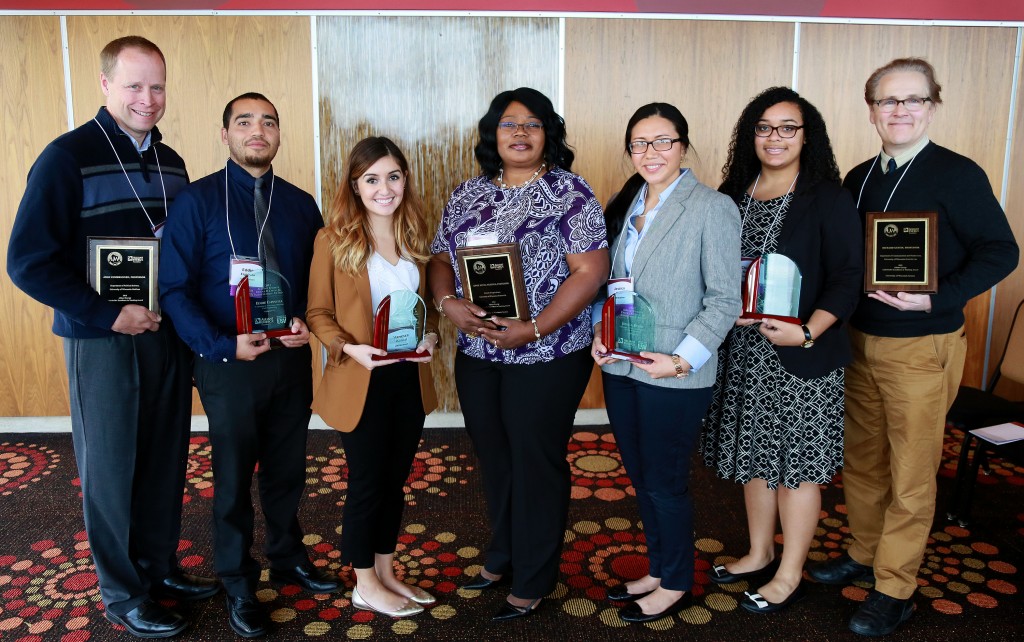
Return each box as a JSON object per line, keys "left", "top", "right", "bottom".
{"left": 807, "top": 57, "right": 1019, "bottom": 637}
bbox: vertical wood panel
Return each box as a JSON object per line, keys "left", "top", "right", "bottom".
{"left": 565, "top": 18, "right": 793, "bottom": 407}
{"left": 991, "top": 42, "right": 1024, "bottom": 400}
{"left": 800, "top": 23, "right": 1018, "bottom": 388}
{"left": 0, "top": 16, "right": 71, "bottom": 416}
{"left": 64, "top": 16, "right": 317, "bottom": 414}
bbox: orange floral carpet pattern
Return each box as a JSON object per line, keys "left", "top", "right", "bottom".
{"left": 0, "top": 426, "right": 1019, "bottom": 641}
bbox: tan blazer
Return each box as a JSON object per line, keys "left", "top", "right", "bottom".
{"left": 306, "top": 229, "right": 438, "bottom": 432}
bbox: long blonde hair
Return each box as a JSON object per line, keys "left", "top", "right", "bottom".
{"left": 323, "top": 137, "right": 429, "bottom": 275}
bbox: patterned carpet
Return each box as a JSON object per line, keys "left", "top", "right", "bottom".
{"left": 0, "top": 425, "right": 1020, "bottom": 641}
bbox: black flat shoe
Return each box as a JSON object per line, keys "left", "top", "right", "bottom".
{"left": 491, "top": 598, "right": 541, "bottom": 622}
{"left": 269, "top": 563, "right": 341, "bottom": 594}
{"left": 105, "top": 599, "right": 188, "bottom": 638}
{"left": 464, "top": 571, "right": 511, "bottom": 591}
{"left": 226, "top": 594, "right": 269, "bottom": 638}
{"left": 618, "top": 591, "right": 692, "bottom": 623}
{"left": 709, "top": 558, "right": 780, "bottom": 585}
{"left": 740, "top": 582, "right": 806, "bottom": 614}
{"left": 152, "top": 570, "right": 220, "bottom": 602}
{"left": 606, "top": 587, "right": 654, "bottom": 603}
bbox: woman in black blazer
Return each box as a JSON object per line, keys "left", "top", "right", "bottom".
{"left": 702, "top": 87, "right": 862, "bottom": 613}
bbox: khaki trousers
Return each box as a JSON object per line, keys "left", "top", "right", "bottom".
{"left": 842, "top": 326, "right": 966, "bottom": 599}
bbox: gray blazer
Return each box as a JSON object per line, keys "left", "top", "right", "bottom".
{"left": 601, "top": 171, "right": 741, "bottom": 389}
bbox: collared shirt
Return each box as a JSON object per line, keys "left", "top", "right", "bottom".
{"left": 592, "top": 169, "right": 712, "bottom": 371}
{"left": 160, "top": 159, "right": 323, "bottom": 362}
{"left": 115, "top": 124, "right": 153, "bottom": 152}
{"left": 880, "top": 136, "right": 930, "bottom": 173}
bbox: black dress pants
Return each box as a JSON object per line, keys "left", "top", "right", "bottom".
{"left": 455, "top": 348, "right": 593, "bottom": 599}
{"left": 338, "top": 362, "right": 424, "bottom": 568}
{"left": 194, "top": 345, "right": 313, "bottom": 597}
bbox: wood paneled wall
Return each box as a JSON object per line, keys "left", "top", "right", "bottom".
{"left": 1, "top": 14, "right": 1021, "bottom": 415}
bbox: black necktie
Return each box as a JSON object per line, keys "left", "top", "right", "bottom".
{"left": 254, "top": 176, "right": 280, "bottom": 273}
{"left": 887, "top": 158, "right": 897, "bottom": 174}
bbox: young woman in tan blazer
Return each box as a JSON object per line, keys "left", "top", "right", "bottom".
{"left": 306, "top": 137, "right": 438, "bottom": 618}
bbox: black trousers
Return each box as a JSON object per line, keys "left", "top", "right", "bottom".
{"left": 338, "top": 362, "right": 424, "bottom": 568}
{"left": 455, "top": 349, "right": 593, "bottom": 599}
{"left": 64, "top": 326, "right": 192, "bottom": 616}
{"left": 194, "top": 345, "right": 313, "bottom": 597}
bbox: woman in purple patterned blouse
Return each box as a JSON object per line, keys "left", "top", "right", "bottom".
{"left": 429, "top": 87, "right": 608, "bottom": 622}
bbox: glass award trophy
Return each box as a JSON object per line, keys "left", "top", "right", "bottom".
{"left": 371, "top": 289, "right": 427, "bottom": 361}
{"left": 741, "top": 253, "right": 802, "bottom": 324}
{"left": 597, "top": 290, "right": 655, "bottom": 364}
{"left": 235, "top": 270, "right": 293, "bottom": 338}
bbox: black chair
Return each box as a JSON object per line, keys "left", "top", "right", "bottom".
{"left": 945, "top": 299, "right": 1024, "bottom": 527}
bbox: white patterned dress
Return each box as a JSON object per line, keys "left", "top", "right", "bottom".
{"left": 701, "top": 192, "right": 844, "bottom": 489}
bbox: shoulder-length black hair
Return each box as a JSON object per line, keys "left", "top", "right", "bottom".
{"left": 474, "top": 87, "right": 574, "bottom": 178}
{"left": 719, "top": 86, "right": 840, "bottom": 200}
{"left": 603, "top": 102, "right": 691, "bottom": 244}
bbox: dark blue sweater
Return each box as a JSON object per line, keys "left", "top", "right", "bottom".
{"left": 845, "top": 142, "right": 1018, "bottom": 337}
{"left": 7, "top": 107, "right": 188, "bottom": 338}
{"left": 159, "top": 159, "right": 323, "bottom": 363}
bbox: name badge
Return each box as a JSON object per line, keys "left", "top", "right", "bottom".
{"left": 466, "top": 231, "right": 499, "bottom": 247}
{"left": 606, "top": 277, "right": 634, "bottom": 297}
{"left": 230, "top": 257, "right": 263, "bottom": 297}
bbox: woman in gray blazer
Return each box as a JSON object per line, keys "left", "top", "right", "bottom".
{"left": 591, "top": 103, "right": 741, "bottom": 623}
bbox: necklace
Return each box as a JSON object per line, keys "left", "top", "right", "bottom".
{"left": 497, "top": 163, "right": 546, "bottom": 190}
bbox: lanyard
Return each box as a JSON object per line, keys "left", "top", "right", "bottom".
{"left": 856, "top": 153, "right": 917, "bottom": 212}
{"left": 224, "top": 161, "right": 275, "bottom": 260}
{"left": 93, "top": 118, "right": 167, "bottom": 235}
{"left": 740, "top": 171, "right": 799, "bottom": 255}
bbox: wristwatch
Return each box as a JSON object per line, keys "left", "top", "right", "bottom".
{"left": 800, "top": 324, "right": 815, "bottom": 349}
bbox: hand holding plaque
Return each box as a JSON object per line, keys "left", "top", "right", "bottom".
{"left": 371, "top": 289, "right": 427, "bottom": 361}
{"left": 596, "top": 291, "right": 655, "bottom": 364}
{"left": 864, "top": 212, "right": 937, "bottom": 293}
{"left": 235, "top": 271, "right": 294, "bottom": 338}
{"left": 88, "top": 237, "right": 160, "bottom": 313}
{"left": 455, "top": 243, "right": 529, "bottom": 321}
{"left": 741, "top": 253, "right": 802, "bottom": 324}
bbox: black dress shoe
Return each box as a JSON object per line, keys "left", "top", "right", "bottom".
{"left": 709, "top": 558, "right": 780, "bottom": 585}
{"left": 848, "top": 590, "right": 915, "bottom": 636}
{"left": 226, "top": 594, "right": 268, "bottom": 638}
{"left": 618, "top": 591, "right": 693, "bottom": 623}
{"left": 152, "top": 571, "right": 220, "bottom": 602}
{"left": 807, "top": 553, "right": 874, "bottom": 586}
{"left": 269, "top": 563, "right": 341, "bottom": 594}
{"left": 104, "top": 599, "right": 188, "bottom": 638}
{"left": 491, "top": 598, "right": 541, "bottom": 621}
{"left": 740, "top": 581, "right": 806, "bottom": 614}
{"left": 464, "top": 571, "right": 511, "bottom": 591}
{"left": 606, "top": 587, "right": 653, "bottom": 602}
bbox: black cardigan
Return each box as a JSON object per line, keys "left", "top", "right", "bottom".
{"left": 758, "top": 176, "right": 864, "bottom": 379}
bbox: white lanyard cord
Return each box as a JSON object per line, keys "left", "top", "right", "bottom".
{"left": 856, "top": 153, "right": 916, "bottom": 212}
{"left": 224, "top": 160, "right": 275, "bottom": 260}
{"left": 93, "top": 118, "right": 167, "bottom": 233}
{"left": 740, "top": 171, "right": 798, "bottom": 255}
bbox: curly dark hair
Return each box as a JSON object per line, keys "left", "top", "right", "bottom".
{"left": 474, "top": 87, "right": 574, "bottom": 178}
{"left": 603, "top": 102, "right": 692, "bottom": 244}
{"left": 719, "top": 87, "right": 840, "bottom": 200}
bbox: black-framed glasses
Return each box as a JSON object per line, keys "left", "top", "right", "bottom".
{"left": 628, "top": 138, "right": 681, "bottom": 154}
{"left": 872, "top": 97, "right": 933, "bottom": 113}
{"left": 498, "top": 121, "right": 544, "bottom": 133}
{"left": 753, "top": 124, "right": 804, "bottom": 138}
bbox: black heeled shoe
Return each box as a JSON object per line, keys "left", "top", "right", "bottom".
{"left": 619, "top": 591, "right": 692, "bottom": 623}
{"left": 606, "top": 587, "right": 654, "bottom": 603}
{"left": 464, "top": 571, "right": 511, "bottom": 591}
{"left": 491, "top": 598, "right": 541, "bottom": 622}
{"left": 709, "top": 557, "right": 780, "bottom": 585}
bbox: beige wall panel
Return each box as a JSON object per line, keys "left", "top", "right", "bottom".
{"left": 66, "top": 16, "right": 318, "bottom": 413}
{"left": 0, "top": 16, "right": 71, "bottom": 416}
{"left": 800, "top": 23, "right": 1018, "bottom": 388}
{"left": 990, "top": 50, "right": 1024, "bottom": 401}
{"left": 565, "top": 18, "right": 793, "bottom": 407}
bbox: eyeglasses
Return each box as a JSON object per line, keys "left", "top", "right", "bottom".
{"left": 498, "top": 121, "right": 544, "bottom": 133}
{"left": 753, "top": 124, "right": 804, "bottom": 138}
{"left": 872, "top": 97, "right": 933, "bottom": 113}
{"left": 628, "top": 138, "right": 681, "bottom": 154}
